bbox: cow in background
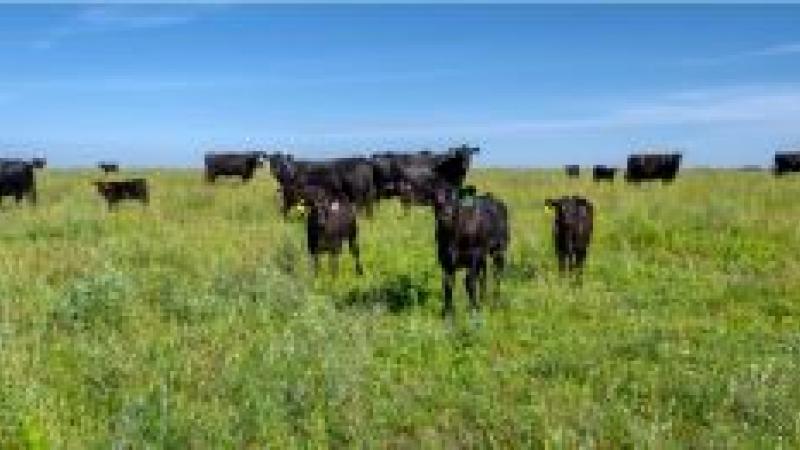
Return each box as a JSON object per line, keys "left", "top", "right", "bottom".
{"left": 592, "top": 165, "right": 617, "bottom": 181}
{"left": 93, "top": 179, "right": 149, "bottom": 210}
{"left": 0, "top": 160, "right": 36, "bottom": 204}
{"left": 31, "top": 158, "right": 46, "bottom": 169}
{"left": 774, "top": 152, "right": 800, "bottom": 175}
{"left": 565, "top": 165, "right": 580, "bottom": 178}
{"left": 204, "top": 151, "right": 266, "bottom": 182}
{"left": 98, "top": 162, "right": 119, "bottom": 173}
{"left": 625, "top": 153, "right": 682, "bottom": 182}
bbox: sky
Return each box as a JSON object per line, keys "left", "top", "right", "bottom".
{"left": 0, "top": 4, "right": 799, "bottom": 167}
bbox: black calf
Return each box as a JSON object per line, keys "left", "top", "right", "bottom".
{"left": 304, "top": 186, "right": 363, "bottom": 276}
{"left": 433, "top": 185, "right": 508, "bottom": 317}
{"left": 545, "top": 196, "right": 594, "bottom": 274}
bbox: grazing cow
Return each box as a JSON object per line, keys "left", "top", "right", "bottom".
{"left": 303, "top": 186, "right": 363, "bottom": 276}
{"left": 31, "top": 158, "right": 46, "bottom": 169}
{"left": 98, "top": 162, "right": 119, "bottom": 173}
{"left": 0, "top": 160, "right": 36, "bottom": 204}
{"left": 545, "top": 196, "right": 594, "bottom": 274}
{"left": 592, "top": 165, "right": 617, "bottom": 181}
{"left": 93, "top": 179, "right": 148, "bottom": 209}
{"left": 774, "top": 152, "right": 800, "bottom": 175}
{"left": 204, "top": 151, "right": 265, "bottom": 182}
{"left": 625, "top": 153, "right": 682, "bottom": 182}
{"left": 565, "top": 165, "right": 580, "bottom": 178}
{"left": 433, "top": 184, "right": 509, "bottom": 317}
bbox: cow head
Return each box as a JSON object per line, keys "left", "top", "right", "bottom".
{"left": 92, "top": 181, "right": 112, "bottom": 197}
{"left": 545, "top": 196, "right": 592, "bottom": 228}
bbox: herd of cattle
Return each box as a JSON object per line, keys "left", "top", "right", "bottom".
{"left": 0, "top": 148, "right": 798, "bottom": 316}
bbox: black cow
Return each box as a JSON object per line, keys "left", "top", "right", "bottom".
{"left": 303, "top": 186, "right": 363, "bottom": 276}
{"left": 592, "top": 165, "right": 617, "bottom": 181}
{"left": 93, "top": 179, "right": 148, "bottom": 209}
{"left": 372, "top": 145, "right": 479, "bottom": 206}
{"left": 625, "top": 153, "right": 682, "bottom": 182}
{"left": 31, "top": 158, "right": 46, "bottom": 169}
{"left": 272, "top": 155, "right": 377, "bottom": 217}
{"left": 0, "top": 160, "right": 36, "bottom": 204}
{"left": 204, "top": 151, "right": 265, "bottom": 183}
{"left": 98, "top": 162, "right": 119, "bottom": 173}
{"left": 565, "top": 165, "right": 580, "bottom": 178}
{"left": 545, "top": 196, "right": 593, "bottom": 274}
{"left": 432, "top": 185, "right": 508, "bottom": 317}
{"left": 774, "top": 152, "right": 800, "bottom": 175}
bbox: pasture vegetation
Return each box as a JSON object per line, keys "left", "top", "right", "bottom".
{"left": 1, "top": 168, "right": 799, "bottom": 448}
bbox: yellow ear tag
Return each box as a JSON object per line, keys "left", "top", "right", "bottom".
{"left": 545, "top": 205, "right": 552, "bottom": 213}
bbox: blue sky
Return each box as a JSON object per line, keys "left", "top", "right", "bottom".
{"left": 1, "top": 4, "right": 799, "bottom": 167}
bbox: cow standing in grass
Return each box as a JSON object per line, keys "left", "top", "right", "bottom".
{"left": 303, "top": 186, "right": 363, "bottom": 276}
{"left": 31, "top": 158, "right": 46, "bottom": 169}
{"left": 432, "top": 185, "right": 508, "bottom": 317}
{"left": 593, "top": 165, "right": 617, "bottom": 182}
{"left": 545, "top": 196, "right": 594, "bottom": 274}
{"left": 204, "top": 151, "right": 265, "bottom": 183}
{"left": 93, "top": 179, "right": 149, "bottom": 210}
{"left": 774, "top": 152, "right": 800, "bottom": 175}
{"left": 271, "top": 155, "right": 377, "bottom": 217}
{"left": 0, "top": 160, "right": 36, "bottom": 205}
{"left": 565, "top": 165, "right": 580, "bottom": 178}
{"left": 98, "top": 162, "right": 119, "bottom": 173}
{"left": 625, "top": 153, "right": 682, "bottom": 183}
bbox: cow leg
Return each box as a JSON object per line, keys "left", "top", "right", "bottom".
{"left": 441, "top": 269, "right": 455, "bottom": 318}
{"left": 349, "top": 233, "right": 364, "bottom": 276}
{"left": 14, "top": 192, "right": 23, "bottom": 204}
{"left": 492, "top": 251, "right": 506, "bottom": 280}
{"left": 329, "top": 253, "right": 339, "bottom": 276}
{"left": 557, "top": 253, "right": 567, "bottom": 274}
{"left": 478, "top": 257, "right": 488, "bottom": 304}
{"left": 28, "top": 189, "right": 37, "bottom": 205}
{"left": 205, "top": 172, "right": 216, "bottom": 183}
{"left": 465, "top": 253, "right": 481, "bottom": 313}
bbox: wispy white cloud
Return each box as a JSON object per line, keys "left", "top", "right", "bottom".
{"left": 32, "top": 5, "right": 203, "bottom": 50}
{"left": 682, "top": 41, "right": 800, "bottom": 66}
{"left": 294, "top": 84, "right": 800, "bottom": 139}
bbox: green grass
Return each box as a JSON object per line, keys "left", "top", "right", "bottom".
{"left": 1, "top": 168, "right": 799, "bottom": 448}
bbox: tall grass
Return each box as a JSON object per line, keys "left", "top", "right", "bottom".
{"left": 1, "top": 168, "right": 798, "bottom": 448}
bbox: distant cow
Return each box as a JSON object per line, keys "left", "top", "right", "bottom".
{"left": 0, "top": 160, "right": 36, "bottom": 204}
{"left": 303, "top": 186, "right": 363, "bottom": 276}
{"left": 204, "top": 151, "right": 265, "bottom": 182}
{"left": 545, "top": 196, "right": 593, "bottom": 274}
{"left": 774, "top": 152, "right": 800, "bottom": 175}
{"left": 98, "top": 162, "right": 119, "bottom": 173}
{"left": 593, "top": 165, "right": 617, "bottom": 181}
{"left": 625, "top": 153, "right": 682, "bottom": 182}
{"left": 432, "top": 184, "right": 509, "bottom": 317}
{"left": 565, "top": 165, "right": 580, "bottom": 178}
{"left": 93, "top": 179, "right": 148, "bottom": 209}
{"left": 31, "top": 158, "right": 46, "bottom": 169}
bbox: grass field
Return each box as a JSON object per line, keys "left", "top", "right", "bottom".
{"left": 1, "top": 168, "right": 798, "bottom": 448}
